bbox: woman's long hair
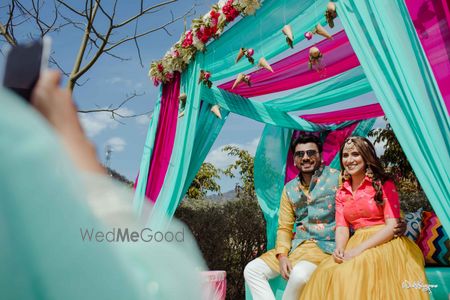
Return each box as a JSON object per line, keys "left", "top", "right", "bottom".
{"left": 339, "top": 136, "right": 389, "bottom": 205}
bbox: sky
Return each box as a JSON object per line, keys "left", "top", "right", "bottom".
{"left": 0, "top": 0, "right": 267, "bottom": 192}
{"left": 0, "top": 0, "right": 385, "bottom": 193}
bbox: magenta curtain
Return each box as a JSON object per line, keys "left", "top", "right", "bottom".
{"left": 284, "top": 123, "right": 358, "bottom": 183}
{"left": 145, "top": 72, "right": 180, "bottom": 202}
{"left": 301, "top": 103, "right": 384, "bottom": 123}
{"left": 218, "top": 31, "right": 360, "bottom": 97}
{"left": 406, "top": 0, "right": 450, "bottom": 114}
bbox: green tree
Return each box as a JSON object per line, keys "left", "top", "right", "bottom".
{"left": 222, "top": 145, "right": 255, "bottom": 199}
{"left": 186, "top": 162, "right": 221, "bottom": 199}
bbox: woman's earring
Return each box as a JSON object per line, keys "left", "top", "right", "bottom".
{"left": 343, "top": 170, "right": 351, "bottom": 180}
{"left": 366, "top": 166, "right": 374, "bottom": 179}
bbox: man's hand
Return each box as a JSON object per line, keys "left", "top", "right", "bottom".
{"left": 278, "top": 255, "right": 292, "bottom": 280}
{"left": 393, "top": 218, "right": 406, "bottom": 238}
{"left": 332, "top": 248, "right": 344, "bottom": 264}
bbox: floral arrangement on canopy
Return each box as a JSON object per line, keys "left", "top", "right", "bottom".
{"left": 149, "top": 0, "right": 262, "bottom": 86}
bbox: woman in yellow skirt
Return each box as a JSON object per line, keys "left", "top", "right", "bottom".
{"left": 300, "top": 136, "right": 429, "bottom": 300}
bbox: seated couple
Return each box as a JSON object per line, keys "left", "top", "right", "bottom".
{"left": 244, "top": 135, "right": 429, "bottom": 300}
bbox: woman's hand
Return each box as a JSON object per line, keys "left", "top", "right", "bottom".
{"left": 343, "top": 247, "right": 363, "bottom": 261}
{"left": 332, "top": 248, "right": 345, "bottom": 264}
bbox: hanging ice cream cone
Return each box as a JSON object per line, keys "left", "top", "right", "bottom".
{"left": 178, "top": 111, "right": 185, "bottom": 118}
{"left": 235, "top": 48, "right": 245, "bottom": 63}
{"left": 309, "top": 46, "right": 324, "bottom": 71}
{"left": 325, "top": 2, "right": 337, "bottom": 28}
{"left": 258, "top": 57, "right": 274, "bottom": 73}
{"left": 309, "top": 46, "right": 322, "bottom": 59}
{"left": 282, "top": 25, "right": 294, "bottom": 48}
{"left": 232, "top": 73, "right": 246, "bottom": 89}
{"left": 314, "top": 24, "right": 333, "bottom": 40}
{"left": 210, "top": 104, "right": 222, "bottom": 119}
{"left": 179, "top": 93, "right": 187, "bottom": 104}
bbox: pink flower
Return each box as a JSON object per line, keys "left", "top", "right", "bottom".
{"left": 182, "top": 30, "right": 193, "bottom": 48}
{"left": 152, "top": 77, "right": 160, "bottom": 86}
{"left": 157, "top": 63, "right": 164, "bottom": 73}
{"left": 246, "top": 48, "right": 254, "bottom": 56}
{"left": 172, "top": 50, "right": 180, "bottom": 58}
{"left": 222, "top": 3, "right": 240, "bottom": 22}
{"left": 210, "top": 10, "right": 220, "bottom": 27}
{"left": 304, "top": 31, "right": 313, "bottom": 40}
{"left": 203, "top": 72, "right": 211, "bottom": 80}
{"left": 165, "top": 72, "right": 174, "bottom": 81}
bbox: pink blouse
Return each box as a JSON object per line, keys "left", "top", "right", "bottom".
{"left": 335, "top": 177, "right": 400, "bottom": 230}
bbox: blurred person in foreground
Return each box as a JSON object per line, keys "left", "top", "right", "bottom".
{"left": 0, "top": 70, "right": 206, "bottom": 300}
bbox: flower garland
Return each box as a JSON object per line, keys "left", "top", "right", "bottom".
{"left": 149, "top": 0, "right": 262, "bottom": 86}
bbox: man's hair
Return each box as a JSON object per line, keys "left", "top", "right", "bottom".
{"left": 290, "top": 135, "right": 323, "bottom": 153}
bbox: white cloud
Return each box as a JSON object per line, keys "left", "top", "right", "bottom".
{"left": 135, "top": 114, "right": 152, "bottom": 126}
{"left": 205, "top": 137, "right": 260, "bottom": 169}
{"left": 106, "top": 137, "right": 126, "bottom": 152}
{"left": 78, "top": 107, "right": 135, "bottom": 138}
{"left": 106, "top": 77, "right": 145, "bottom": 91}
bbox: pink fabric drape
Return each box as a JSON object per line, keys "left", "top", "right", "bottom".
{"left": 145, "top": 72, "right": 180, "bottom": 202}
{"left": 201, "top": 271, "right": 226, "bottom": 300}
{"left": 219, "top": 31, "right": 360, "bottom": 97}
{"left": 284, "top": 123, "right": 358, "bottom": 183}
{"left": 406, "top": 0, "right": 450, "bottom": 114}
{"left": 301, "top": 103, "right": 384, "bottom": 124}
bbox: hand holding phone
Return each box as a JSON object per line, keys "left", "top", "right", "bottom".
{"left": 2, "top": 37, "right": 51, "bottom": 102}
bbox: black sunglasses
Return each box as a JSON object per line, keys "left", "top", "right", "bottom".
{"left": 294, "top": 150, "right": 318, "bottom": 158}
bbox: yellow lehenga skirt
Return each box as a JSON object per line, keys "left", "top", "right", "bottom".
{"left": 300, "top": 225, "right": 430, "bottom": 300}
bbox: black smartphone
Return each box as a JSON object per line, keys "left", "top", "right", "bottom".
{"left": 2, "top": 37, "right": 51, "bottom": 102}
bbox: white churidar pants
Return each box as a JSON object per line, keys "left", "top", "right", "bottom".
{"left": 244, "top": 258, "right": 317, "bottom": 300}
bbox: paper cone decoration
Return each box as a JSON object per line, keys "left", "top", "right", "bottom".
{"left": 232, "top": 73, "right": 246, "bottom": 89}
{"left": 282, "top": 25, "right": 294, "bottom": 48}
{"left": 258, "top": 57, "right": 274, "bottom": 73}
{"left": 179, "top": 93, "right": 187, "bottom": 104}
{"left": 325, "top": 2, "right": 337, "bottom": 28}
{"left": 235, "top": 48, "right": 245, "bottom": 63}
{"left": 309, "top": 46, "right": 322, "bottom": 58}
{"left": 314, "top": 24, "right": 333, "bottom": 40}
{"left": 210, "top": 105, "right": 222, "bottom": 119}
{"left": 178, "top": 111, "right": 185, "bottom": 118}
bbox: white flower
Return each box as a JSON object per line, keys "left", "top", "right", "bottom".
{"left": 192, "top": 34, "right": 205, "bottom": 51}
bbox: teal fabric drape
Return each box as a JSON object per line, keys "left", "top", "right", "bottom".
{"left": 265, "top": 66, "right": 371, "bottom": 112}
{"left": 254, "top": 125, "right": 293, "bottom": 250}
{"left": 338, "top": 0, "right": 450, "bottom": 233}
{"left": 181, "top": 102, "right": 231, "bottom": 199}
{"left": 203, "top": 0, "right": 331, "bottom": 80}
{"left": 254, "top": 118, "right": 376, "bottom": 249}
{"left": 133, "top": 87, "right": 162, "bottom": 213}
{"left": 201, "top": 86, "right": 359, "bottom": 131}
{"left": 149, "top": 58, "right": 204, "bottom": 228}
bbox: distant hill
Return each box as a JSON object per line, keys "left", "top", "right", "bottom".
{"left": 207, "top": 189, "right": 237, "bottom": 202}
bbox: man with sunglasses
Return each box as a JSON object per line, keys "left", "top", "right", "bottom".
{"left": 244, "top": 135, "right": 404, "bottom": 300}
{"left": 244, "top": 135, "right": 339, "bottom": 300}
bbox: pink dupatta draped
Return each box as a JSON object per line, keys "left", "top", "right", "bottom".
{"left": 145, "top": 73, "right": 181, "bottom": 202}
{"left": 406, "top": 0, "right": 450, "bottom": 114}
